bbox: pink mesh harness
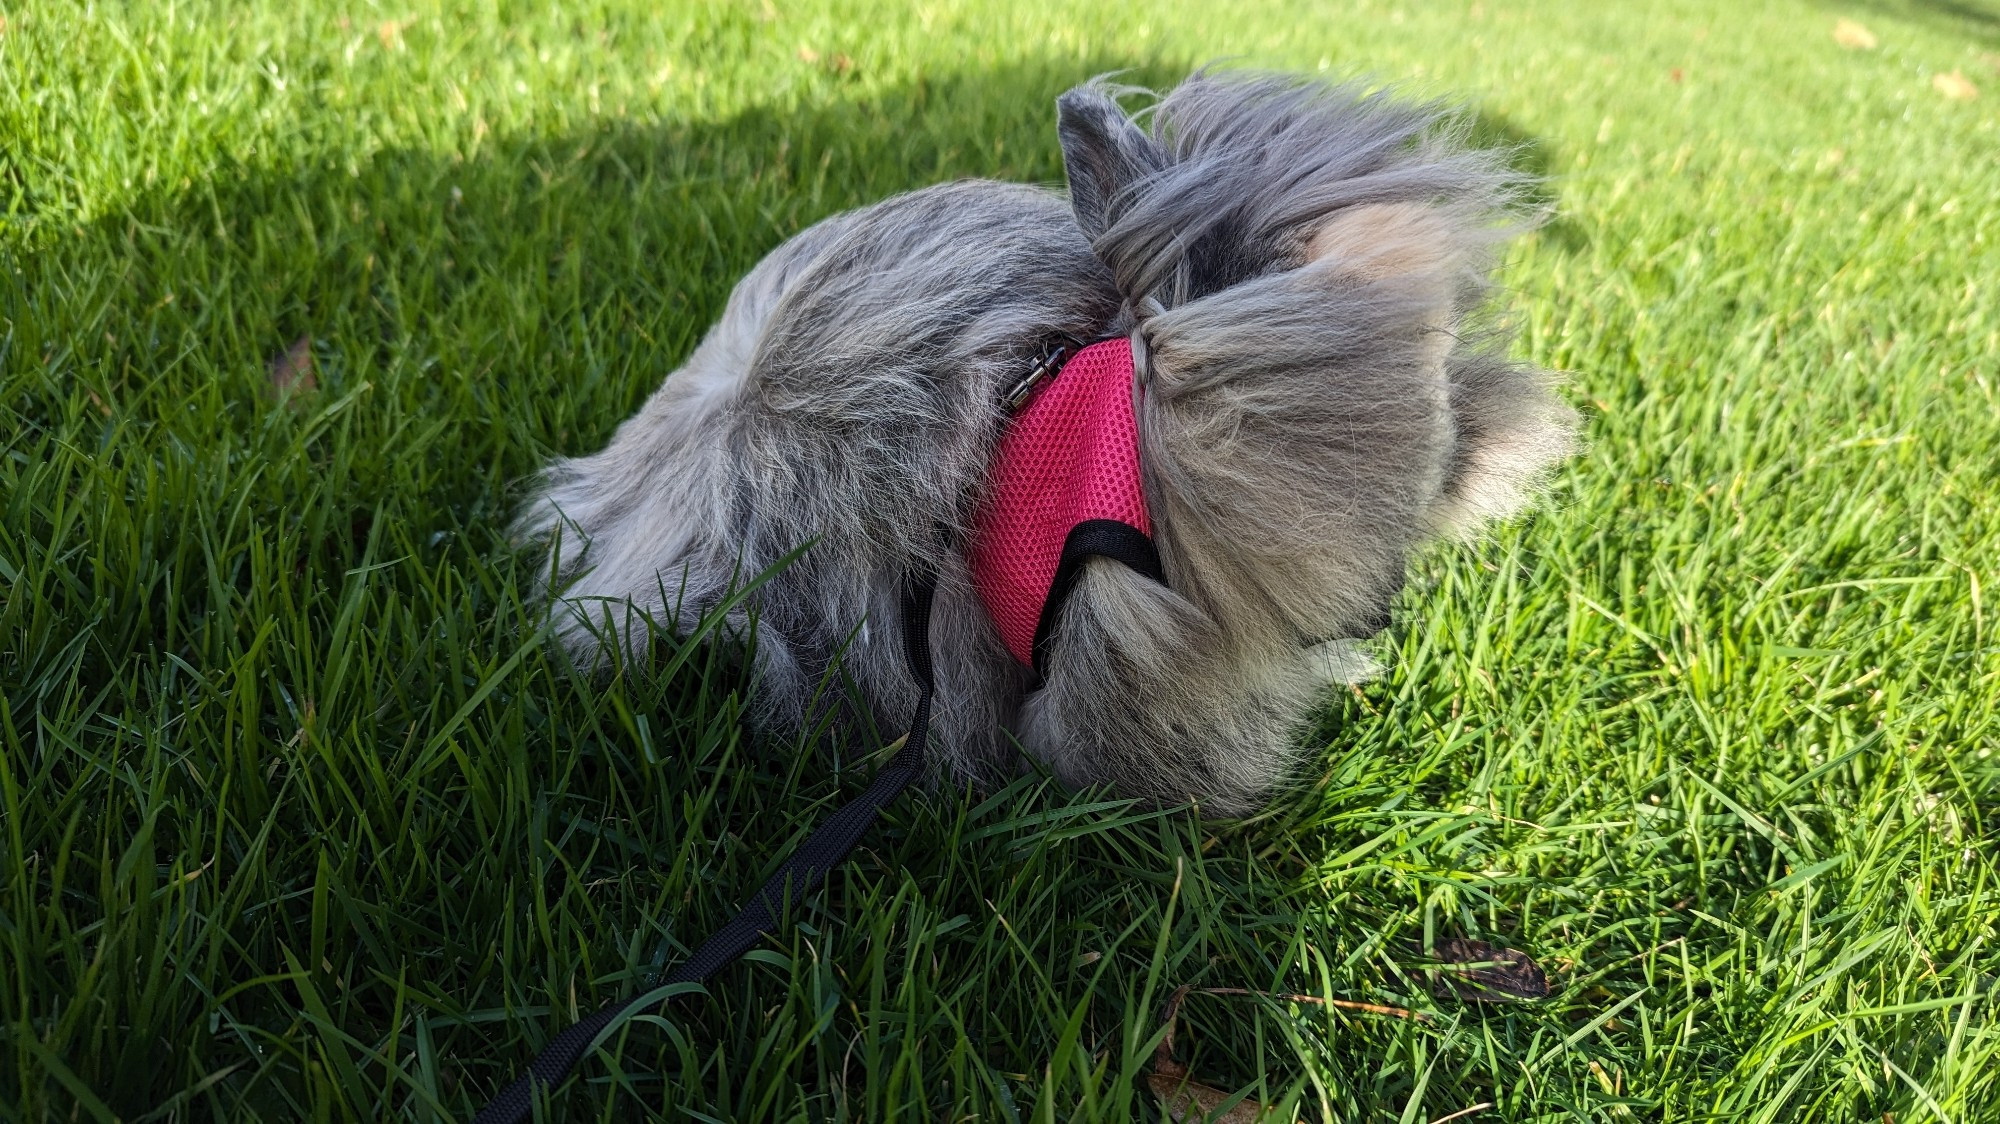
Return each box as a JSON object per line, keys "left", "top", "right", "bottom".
{"left": 968, "top": 336, "right": 1164, "bottom": 673}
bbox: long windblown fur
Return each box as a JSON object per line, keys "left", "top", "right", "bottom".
{"left": 515, "top": 72, "right": 1579, "bottom": 814}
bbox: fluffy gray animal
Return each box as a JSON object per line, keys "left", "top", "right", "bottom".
{"left": 516, "top": 72, "right": 1578, "bottom": 814}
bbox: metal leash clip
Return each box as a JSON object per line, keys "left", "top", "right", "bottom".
{"left": 1001, "top": 337, "right": 1080, "bottom": 413}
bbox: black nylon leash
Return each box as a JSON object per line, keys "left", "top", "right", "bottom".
{"left": 472, "top": 576, "right": 938, "bottom": 1124}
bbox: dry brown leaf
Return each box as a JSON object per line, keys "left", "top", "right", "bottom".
{"left": 1833, "top": 18, "right": 1878, "bottom": 50}
{"left": 1428, "top": 938, "right": 1549, "bottom": 1003}
{"left": 1152, "top": 985, "right": 1192, "bottom": 1071}
{"left": 1144, "top": 981, "right": 1427, "bottom": 1120}
{"left": 1933, "top": 71, "right": 1979, "bottom": 101}
{"left": 269, "top": 335, "right": 316, "bottom": 397}
{"left": 1148, "top": 985, "right": 1272, "bottom": 1122}
{"left": 1146, "top": 1070, "right": 1269, "bottom": 1123}
{"left": 796, "top": 46, "right": 853, "bottom": 74}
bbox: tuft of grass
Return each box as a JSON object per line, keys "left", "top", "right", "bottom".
{"left": 4, "top": 0, "right": 1998, "bottom": 1120}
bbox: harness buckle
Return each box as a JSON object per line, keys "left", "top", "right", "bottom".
{"left": 1001, "top": 338, "right": 1079, "bottom": 413}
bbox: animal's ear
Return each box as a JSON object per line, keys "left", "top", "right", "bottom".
{"left": 1056, "top": 84, "right": 1166, "bottom": 242}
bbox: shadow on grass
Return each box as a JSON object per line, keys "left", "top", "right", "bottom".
{"left": 1465, "top": 104, "right": 1585, "bottom": 252}
{"left": 1812, "top": 0, "right": 2000, "bottom": 47}
{"left": 8, "top": 55, "right": 1574, "bottom": 1123}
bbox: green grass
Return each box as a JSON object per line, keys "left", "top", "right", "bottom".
{"left": 4, "top": 0, "right": 1999, "bottom": 1119}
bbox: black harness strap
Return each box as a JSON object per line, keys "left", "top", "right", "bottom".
{"left": 472, "top": 577, "right": 938, "bottom": 1124}
{"left": 1028, "top": 518, "right": 1164, "bottom": 679}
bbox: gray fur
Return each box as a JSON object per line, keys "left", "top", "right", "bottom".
{"left": 516, "top": 72, "right": 1579, "bottom": 814}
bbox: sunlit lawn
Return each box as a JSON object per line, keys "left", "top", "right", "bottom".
{"left": 4, "top": 0, "right": 1999, "bottom": 1119}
